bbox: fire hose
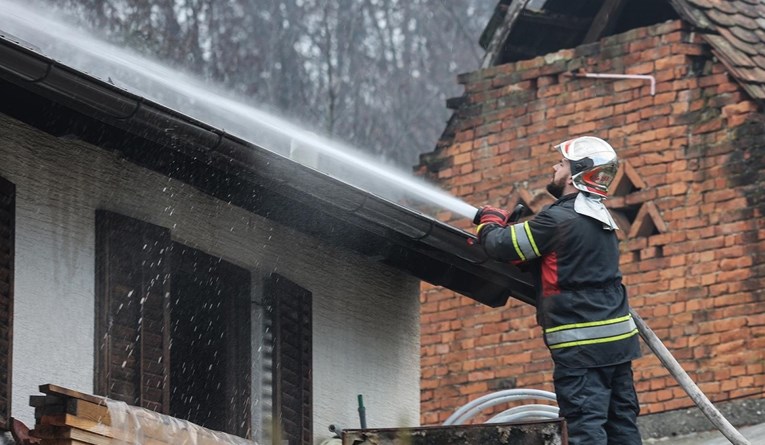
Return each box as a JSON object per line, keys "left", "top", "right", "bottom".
{"left": 630, "top": 309, "right": 750, "bottom": 445}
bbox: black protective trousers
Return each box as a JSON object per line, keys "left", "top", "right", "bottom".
{"left": 553, "top": 361, "right": 642, "bottom": 445}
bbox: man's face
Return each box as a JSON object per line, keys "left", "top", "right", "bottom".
{"left": 546, "top": 158, "right": 572, "bottom": 198}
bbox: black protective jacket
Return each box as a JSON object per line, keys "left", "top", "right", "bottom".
{"left": 482, "top": 193, "right": 641, "bottom": 368}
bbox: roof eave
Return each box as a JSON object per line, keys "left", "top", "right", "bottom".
{"left": 0, "top": 35, "right": 535, "bottom": 308}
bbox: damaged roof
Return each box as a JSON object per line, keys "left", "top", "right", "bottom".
{"left": 680, "top": 0, "right": 765, "bottom": 99}
{"left": 0, "top": 34, "right": 535, "bottom": 308}
{"left": 481, "top": 0, "right": 765, "bottom": 100}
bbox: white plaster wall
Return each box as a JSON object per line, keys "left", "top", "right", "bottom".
{"left": 0, "top": 114, "right": 420, "bottom": 442}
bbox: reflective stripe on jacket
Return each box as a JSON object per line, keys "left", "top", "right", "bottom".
{"left": 544, "top": 313, "right": 638, "bottom": 350}
{"left": 508, "top": 221, "right": 540, "bottom": 261}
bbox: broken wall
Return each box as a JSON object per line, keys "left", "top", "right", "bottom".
{"left": 418, "top": 19, "right": 765, "bottom": 427}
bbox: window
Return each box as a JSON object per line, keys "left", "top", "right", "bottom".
{"left": 94, "top": 211, "right": 250, "bottom": 437}
{"left": 94, "top": 212, "right": 312, "bottom": 443}
{"left": 0, "top": 176, "right": 14, "bottom": 429}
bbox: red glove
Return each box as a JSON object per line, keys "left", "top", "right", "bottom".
{"left": 473, "top": 206, "right": 511, "bottom": 226}
{"left": 472, "top": 206, "right": 510, "bottom": 245}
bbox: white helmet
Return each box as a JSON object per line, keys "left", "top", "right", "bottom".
{"left": 554, "top": 136, "right": 618, "bottom": 198}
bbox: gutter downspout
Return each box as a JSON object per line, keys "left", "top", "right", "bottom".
{"left": 565, "top": 71, "right": 657, "bottom": 96}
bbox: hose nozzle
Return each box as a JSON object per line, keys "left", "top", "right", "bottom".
{"left": 473, "top": 204, "right": 526, "bottom": 225}
{"left": 509, "top": 204, "right": 527, "bottom": 223}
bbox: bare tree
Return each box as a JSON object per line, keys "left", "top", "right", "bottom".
{"left": 32, "top": 0, "right": 494, "bottom": 168}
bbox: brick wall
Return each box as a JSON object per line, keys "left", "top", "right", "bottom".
{"left": 418, "top": 19, "right": 765, "bottom": 425}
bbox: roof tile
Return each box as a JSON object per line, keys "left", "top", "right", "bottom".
{"left": 743, "top": 67, "right": 765, "bottom": 83}
{"left": 717, "top": 27, "right": 761, "bottom": 55}
{"left": 686, "top": 0, "right": 714, "bottom": 9}
{"left": 752, "top": 54, "right": 765, "bottom": 68}
{"left": 734, "top": 3, "right": 761, "bottom": 18}
{"left": 729, "top": 25, "right": 761, "bottom": 43}
{"left": 751, "top": 85, "right": 765, "bottom": 97}
{"left": 735, "top": 14, "right": 761, "bottom": 30}
{"left": 711, "top": 0, "right": 739, "bottom": 14}
{"left": 707, "top": 9, "right": 740, "bottom": 27}
{"left": 706, "top": 35, "right": 756, "bottom": 67}
{"left": 713, "top": 52, "right": 753, "bottom": 81}
{"left": 678, "top": 0, "right": 765, "bottom": 99}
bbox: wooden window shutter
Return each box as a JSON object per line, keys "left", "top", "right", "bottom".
{"left": 95, "top": 210, "right": 171, "bottom": 413}
{"left": 0, "top": 176, "right": 14, "bottom": 429}
{"left": 264, "top": 274, "right": 312, "bottom": 445}
{"left": 169, "top": 243, "right": 252, "bottom": 437}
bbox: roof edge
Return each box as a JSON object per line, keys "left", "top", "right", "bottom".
{"left": 0, "top": 34, "right": 535, "bottom": 307}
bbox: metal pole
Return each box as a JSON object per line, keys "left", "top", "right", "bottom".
{"left": 630, "top": 309, "right": 751, "bottom": 445}
{"left": 357, "top": 394, "right": 367, "bottom": 429}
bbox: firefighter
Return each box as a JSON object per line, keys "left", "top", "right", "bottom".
{"left": 473, "top": 136, "right": 642, "bottom": 445}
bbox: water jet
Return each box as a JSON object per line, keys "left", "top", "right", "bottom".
{"left": 0, "top": 0, "right": 478, "bottom": 221}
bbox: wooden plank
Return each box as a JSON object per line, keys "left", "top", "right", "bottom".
{"left": 39, "top": 384, "right": 107, "bottom": 406}
{"left": 34, "top": 403, "right": 66, "bottom": 421}
{"left": 66, "top": 398, "right": 111, "bottom": 425}
{"left": 38, "top": 414, "right": 168, "bottom": 445}
{"left": 33, "top": 425, "right": 164, "bottom": 445}
{"left": 35, "top": 385, "right": 255, "bottom": 445}
{"left": 39, "top": 415, "right": 113, "bottom": 437}
{"left": 38, "top": 439, "right": 91, "bottom": 445}
{"left": 482, "top": 0, "right": 532, "bottom": 68}
{"left": 30, "top": 394, "right": 64, "bottom": 408}
{"left": 33, "top": 425, "right": 119, "bottom": 445}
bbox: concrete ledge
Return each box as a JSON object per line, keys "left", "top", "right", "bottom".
{"left": 638, "top": 397, "right": 765, "bottom": 440}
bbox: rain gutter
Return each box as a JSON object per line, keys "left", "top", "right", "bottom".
{"left": 0, "top": 34, "right": 535, "bottom": 307}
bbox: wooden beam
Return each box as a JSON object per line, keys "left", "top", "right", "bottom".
{"left": 482, "top": 0, "right": 532, "bottom": 69}
{"left": 583, "top": 0, "right": 628, "bottom": 44}
{"left": 40, "top": 385, "right": 106, "bottom": 407}
{"left": 521, "top": 11, "right": 591, "bottom": 30}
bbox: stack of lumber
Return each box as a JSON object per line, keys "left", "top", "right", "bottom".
{"left": 28, "top": 384, "right": 256, "bottom": 445}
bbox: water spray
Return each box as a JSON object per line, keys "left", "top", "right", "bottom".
{"left": 0, "top": 0, "right": 478, "bottom": 221}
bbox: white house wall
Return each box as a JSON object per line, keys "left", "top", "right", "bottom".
{"left": 0, "top": 113, "right": 421, "bottom": 441}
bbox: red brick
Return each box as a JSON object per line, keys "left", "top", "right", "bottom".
{"left": 417, "top": 16, "right": 765, "bottom": 425}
